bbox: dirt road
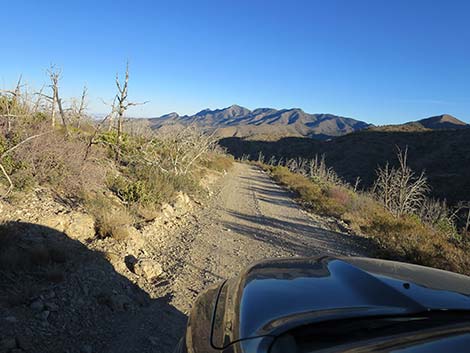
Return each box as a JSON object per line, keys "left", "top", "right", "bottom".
{"left": 108, "top": 163, "right": 370, "bottom": 352}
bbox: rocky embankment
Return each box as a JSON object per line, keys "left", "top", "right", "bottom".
{"left": 0, "top": 175, "right": 214, "bottom": 353}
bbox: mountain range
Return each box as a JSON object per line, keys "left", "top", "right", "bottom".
{"left": 148, "top": 105, "right": 371, "bottom": 140}
{"left": 148, "top": 106, "right": 468, "bottom": 140}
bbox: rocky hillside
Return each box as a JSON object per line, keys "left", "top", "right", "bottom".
{"left": 0, "top": 169, "right": 224, "bottom": 353}
{"left": 148, "top": 105, "right": 371, "bottom": 140}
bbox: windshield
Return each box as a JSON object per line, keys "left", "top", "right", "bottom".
{"left": 269, "top": 312, "right": 470, "bottom": 353}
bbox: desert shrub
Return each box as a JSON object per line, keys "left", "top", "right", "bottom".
{"left": 373, "top": 147, "right": 429, "bottom": 217}
{"left": 85, "top": 196, "right": 134, "bottom": 240}
{"left": 363, "top": 212, "right": 469, "bottom": 273}
{"left": 108, "top": 170, "right": 186, "bottom": 207}
{"left": 262, "top": 163, "right": 470, "bottom": 275}
{"left": 107, "top": 175, "right": 149, "bottom": 204}
{"left": 3, "top": 125, "right": 108, "bottom": 198}
{"left": 200, "top": 153, "right": 234, "bottom": 172}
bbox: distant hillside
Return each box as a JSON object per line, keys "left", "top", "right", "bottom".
{"left": 219, "top": 128, "right": 470, "bottom": 203}
{"left": 369, "top": 114, "right": 469, "bottom": 132}
{"left": 148, "top": 105, "right": 371, "bottom": 140}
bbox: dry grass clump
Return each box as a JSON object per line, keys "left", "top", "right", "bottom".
{"left": 200, "top": 153, "right": 234, "bottom": 172}
{"left": 130, "top": 203, "right": 160, "bottom": 222}
{"left": 85, "top": 196, "right": 134, "bottom": 240}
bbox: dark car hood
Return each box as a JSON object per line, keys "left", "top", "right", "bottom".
{"left": 211, "top": 256, "right": 470, "bottom": 349}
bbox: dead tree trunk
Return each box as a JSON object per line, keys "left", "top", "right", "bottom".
{"left": 76, "top": 85, "right": 87, "bottom": 128}
{"left": 115, "top": 63, "right": 129, "bottom": 144}
{"left": 113, "top": 62, "right": 147, "bottom": 160}
{"left": 48, "top": 66, "right": 68, "bottom": 134}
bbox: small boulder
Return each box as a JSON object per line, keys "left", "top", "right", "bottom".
{"left": 133, "top": 259, "right": 163, "bottom": 280}
{"left": 65, "top": 212, "right": 95, "bottom": 241}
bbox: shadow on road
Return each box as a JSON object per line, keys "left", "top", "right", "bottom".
{"left": 0, "top": 221, "right": 186, "bottom": 353}
{"left": 238, "top": 174, "right": 301, "bottom": 210}
{"left": 223, "top": 210, "right": 376, "bottom": 257}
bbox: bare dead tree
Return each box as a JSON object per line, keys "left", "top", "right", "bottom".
{"left": 373, "top": 162, "right": 394, "bottom": 211}
{"left": 76, "top": 85, "right": 87, "bottom": 128}
{"left": 454, "top": 201, "right": 470, "bottom": 236}
{"left": 48, "top": 66, "right": 68, "bottom": 132}
{"left": 141, "top": 126, "right": 218, "bottom": 175}
{"left": 307, "top": 155, "right": 342, "bottom": 185}
{"left": 373, "top": 147, "right": 429, "bottom": 217}
{"left": 35, "top": 66, "right": 68, "bottom": 132}
{"left": 419, "top": 198, "right": 451, "bottom": 226}
{"left": 113, "top": 63, "right": 147, "bottom": 159}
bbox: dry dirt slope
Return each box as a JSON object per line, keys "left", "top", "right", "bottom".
{"left": 107, "top": 163, "right": 371, "bottom": 353}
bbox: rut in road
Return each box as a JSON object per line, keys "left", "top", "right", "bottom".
{"left": 107, "top": 162, "right": 371, "bottom": 353}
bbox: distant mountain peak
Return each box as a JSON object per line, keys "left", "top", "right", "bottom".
{"left": 160, "top": 112, "right": 179, "bottom": 119}
{"left": 415, "top": 114, "right": 468, "bottom": 130}
{"left": 195, "top": 108, "right": 212, "bottom": 116}
{"left": 369, "top": 113, "right": 468, "bottom": 132}
{"left": 227, "top": 104, "right": 247, "bottom": 110}
{"left": 223, "top": 104, "right": 251, "bottom": 115}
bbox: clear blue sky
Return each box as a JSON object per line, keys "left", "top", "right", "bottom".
{"left": 2, "top": 0, "right": 470, "bottom": 124}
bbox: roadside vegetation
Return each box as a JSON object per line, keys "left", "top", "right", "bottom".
{"left": 254, "top": 150, "right": 470, "bottom": 275}
{"left": 0, "top": 66, "right": 233, "bottom": 244}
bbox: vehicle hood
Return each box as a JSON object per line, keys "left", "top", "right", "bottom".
{"left": 211, "top": 256, "right": 470, "bottom": 349}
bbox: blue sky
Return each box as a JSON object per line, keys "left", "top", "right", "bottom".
{"left": 2, "top": 0, "right": 470, "bottom": 124}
